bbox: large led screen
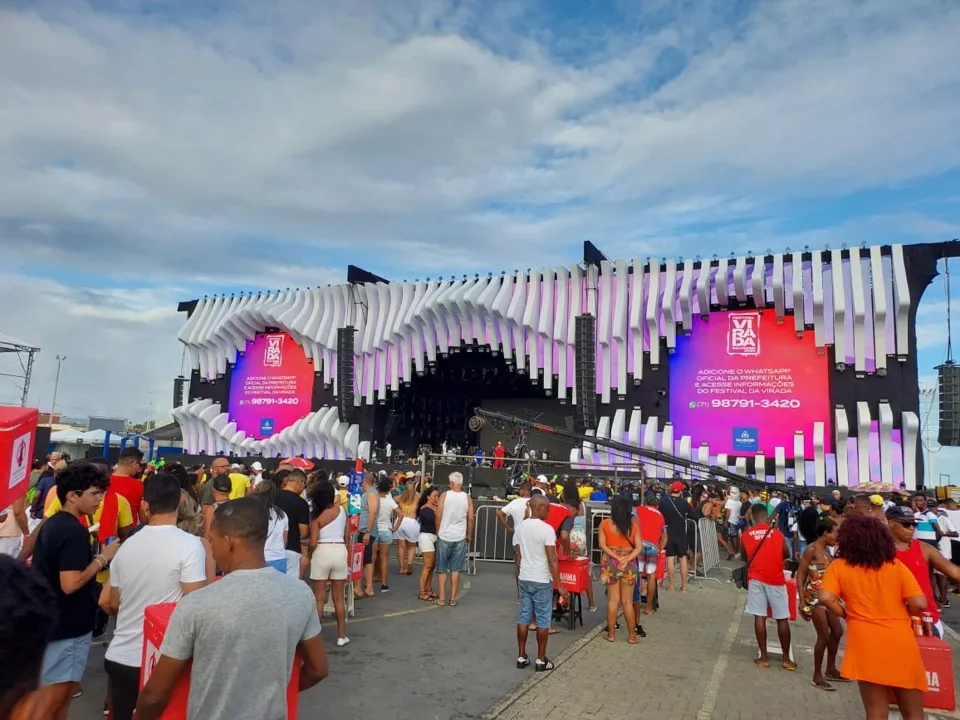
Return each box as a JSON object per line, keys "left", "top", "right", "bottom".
{"left": 228, "top": 332, "right": 315, "bottom": 439}
{"left": 669, "top": 311, "right": 831, "bottom": 457}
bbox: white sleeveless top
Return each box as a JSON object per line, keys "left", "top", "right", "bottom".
{"left": 318, "top": 506, "right": 346, "bottom": 543}
{"left": 438, "top": 490, "right": 468, "bottom": 542}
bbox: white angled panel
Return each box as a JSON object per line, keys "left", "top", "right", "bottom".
{"left": 870, "top": 245, "right": 888, "bottom": 374}
{"left": 774, "top": 447, "right": 786, "bottom": 485}
{"left": 811, "top": 250, "right": 825, "bottom": 347}
{"left": 835, "top": 408, "right": 850, "bottom": 487}
{"left": 630, "top": 260, "right": 645, "bottom": 381}
{"left": 733, "top": 256, "right": 748, "bottom": 303}
{"left": 539, "top": 269, "right": 555, "bottom": 393}
{"left": 611, "top": 409, "right": 627, "bottom": 464}
{"left": 697, "top": 443, "right": 710, "bottom": 466}
{"left": 581, "top": 430, "right": 596, "bottom": 467}
{"left": 508, "top": 271, "right": 528, "bottom": 370}
{"left": 598, "top": 262, "right": 613, "bottom": 404}
{"left": 716, "top": 453, "right": 729, "bottom": 473}
{"left": 678, "top": 435, "right": 692, "bottom": 462}
{"left": 614, "top": 260, "right": 629, "bottom": 396}
{"left": 642, "top": 416, "right": 659, "bottom": 478}
{"left": 569, "top": 448, "right": 581, "bottom": 467}
{"left": 754, "top": 451, "right": 765, "bottom": 483}
{"left": 662, "top": 259, "right": 677, "bottom": 352}
{"left": 752, "top": 258, "right": 765, "bottom": 310}
{"left": 595, "top": 416, "right": 611, "bottom": 468}
{"left": 849, "top": 251, "right": 867, "bottom": 374}
{"left": 696, "top": 262, "right": 712, "bottom": 319}
{"left": 661, "top": 421, "right": 674, "bottom": 456}
{"left": 568, "top": 264, "right": 584, "bottom": 404}
{"left": 679, "top": 259, "right": 694, "bottom": 334}
{"left": 793, "top": 432, "right": 806, "bottom": 487}
{"left": 772, "top": 253, "right": 785, "bottom": 322}
{"left": 856, "top": 402, "right": 871, "bottom": 487}
{"left": 716, "top": 258, "right": 729, "bottom": 307}
{"left": 878, "top": 402, "right": 894, "bottom": 487}
{"left": 813, "top": 422, "right": 826, "bottom": 487}
{"left": 627, "top": 408, "right": 642, "bottom": 450}
{"left": 902, "top": 411, "right": 919, "bottom": 491}
{"left": 734, "top": 456, "right": 747, "bottom": 477}
{"left": 791, "top": 251, "right": 805, "bottom": 334}
{"left": 831, "top": 249, "right": 846, "bottom": 363}
{"left": 646, "top": 258, "right": 661, "bottom": 368}
{"left": 892, "top": 244, "right": 911, "bottom": 359}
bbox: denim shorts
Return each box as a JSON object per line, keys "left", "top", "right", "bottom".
{"left": 436, "top": 539, "right": 467, "bottom": 573}
{"left": 373, "top": 529, "right": 394, "bottom": 546}
{"left": 42, "top": 633, "right": 93, "bottom": 686}
{"left": 518, "top": 580, "right": 553, "bottom": 628}
{"left": 746, "top": 580, "right": 790, "bottom": 620}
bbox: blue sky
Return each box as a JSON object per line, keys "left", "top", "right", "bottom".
{"left": 1, "top": 0, "right": 959, "bottom": 477}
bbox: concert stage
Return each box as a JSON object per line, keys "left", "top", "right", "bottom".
{"left": 171, "top": 241, "right": 960, "bottom": 489}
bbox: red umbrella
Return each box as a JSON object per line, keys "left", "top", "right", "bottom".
{"left": 281, "top": 457, "right": 315, "bottom": 471}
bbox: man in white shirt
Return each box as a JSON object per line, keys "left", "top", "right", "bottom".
{"left": 514, "top": 495, "right": 566, "bottom": 672}
{"left": 497, "top": 481, "right": 532, "bottom": 603}
{"left": 435, "top": 472, "right": 474, "bottom": 606}
{"left": 935, "top": 501, "right": 959, "bottom": 606}
{"left": 385, "top": 442, "right": 393, "bottom": 462}
{"left": 250, "top": 461, "right": 264, "bottom": 489}
{"left": 101, "top": 473, "right": 207, "bottom": 720}
{"left": 723, "top": 488, "right": 742, "bottom": 556}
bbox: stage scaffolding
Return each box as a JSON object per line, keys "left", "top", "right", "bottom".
{"left": 0, "top": 332, "right": 40, "bottom": 407}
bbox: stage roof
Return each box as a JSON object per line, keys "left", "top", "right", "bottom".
{"left": 0, "top": 332, "right": 39, "bottom": 352}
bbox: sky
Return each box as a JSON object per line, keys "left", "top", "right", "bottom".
{"left": 1, "top": 0, "right": 959, "bottom": 477}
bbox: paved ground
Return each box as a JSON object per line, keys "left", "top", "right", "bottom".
{"left": 70, "top": 563, "right": 604, "bottom": 719}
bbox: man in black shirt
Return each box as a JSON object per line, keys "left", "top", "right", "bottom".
{"left": 659, "top": 481, "right": 692, "bottom": 592}
{"left": 32, "top": 460, "right": 119, "bottom": 720}
{"left": 274, "top": 470, "right": 311, "bottom": 577}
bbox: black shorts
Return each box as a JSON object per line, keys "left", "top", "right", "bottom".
{"left": 665, "top": 534, "right": 689, "bottom": 558}
{"left": 358, "top": 533, "right": 374, "bottom": 565}
{"left": 952, "top": 540, "right": 960, "bottom": 565}
{"left": 105, "top": 658, "right": 141, "bottom": 720}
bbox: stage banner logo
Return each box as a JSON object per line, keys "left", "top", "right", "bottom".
{"left": 229, "top": 332, "right": 315, "bottom": 440}
{"left": 670, "top": 311, "right": 831, "bottom": 458}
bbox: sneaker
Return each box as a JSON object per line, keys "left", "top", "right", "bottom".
{"left": 337, "top": 637, "right": 350, "bottom": 647}
{"left": 535, "top": 658, "right": 554, "bottom": 672}
{"left": 941, "top": 599, "right": 951, "bottom": 609}
{"left": 516, "top": 656, "right": 530, "bottom": 669}
{"left": 381, "top": 585, "right": 390, "bottom": 593}
{"left": 635, "top": 624, "right": 647, "bottom": 638}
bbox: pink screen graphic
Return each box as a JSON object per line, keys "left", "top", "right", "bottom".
{"left": 228, "top": 332, "right": 315, "bottom": 440}
{"left": 669, "top": 311, "right": 832, "bottom": 457}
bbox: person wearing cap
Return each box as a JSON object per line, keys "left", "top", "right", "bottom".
{"left": 659, "top": 481, "right": 692, "bottom": 593}
{"left": 249, "top": 462, "right": 265, "bottom": 490}
{"left": 887, "top": 505, "right": 960, "bottom": 637}
{"left": 336, "top": 476, "right": 350, "bottom": 510}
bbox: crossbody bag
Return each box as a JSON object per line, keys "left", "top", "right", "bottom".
{"left": 732, "top": 524, "right": 775, "bottom": 590}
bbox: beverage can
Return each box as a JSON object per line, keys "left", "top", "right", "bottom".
{"left": 921, "top": 613, "right": 935, "bottom": 637}
{"left": 911, "top": 616, "right": 923, "bottom": 636}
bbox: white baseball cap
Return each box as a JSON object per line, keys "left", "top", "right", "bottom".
{"left": 536, "top": 475, "right": 549, "bottom": 484}
{"left": 337, "top": 475, "right": 349, "bottom": 487}
{"left": 251, "top": 461, "right": 263, "bottom": 472}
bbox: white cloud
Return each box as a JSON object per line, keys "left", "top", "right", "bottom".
{"left": 1, "top": 0, "right": 960, "bottom": 417}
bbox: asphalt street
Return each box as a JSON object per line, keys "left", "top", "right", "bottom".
{"left": 70, "top": 563, "right": 605, "bottom": 719}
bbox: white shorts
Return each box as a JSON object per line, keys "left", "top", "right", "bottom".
{"left": 396, "top": 517, "right": 421, "bottom": 543}
{"left": 641, "top": 559, "right": 657, "bottom": 575}
{"left": 310, "top": 543, "right": 348, "bottom": 581}
{"left": 0, "top": 536, "right": 23, "bottom": 558}
{"left": 418, "top": 533, "right": 437, "bottom": 554}
{"left": 746, "top": 580, "right": 790, "bottom": 620}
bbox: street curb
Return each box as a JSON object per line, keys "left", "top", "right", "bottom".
{"left": 480, "top": 617, "right": 610, "bottom": 719}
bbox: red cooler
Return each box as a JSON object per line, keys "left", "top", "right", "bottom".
{"left": 141, "top": 603, "right": 301, "bottom": 719}
{"left": 556, "top": 557, "right": 590, "bottom": 593}
{"left": 766, "top": 572, "right": 798, "bottom": 621}
{"left": 0, "top": 407, "right": 37, "bottom": 510}
{"left": 886, "top": 636, "right": 956, "bottom": 711}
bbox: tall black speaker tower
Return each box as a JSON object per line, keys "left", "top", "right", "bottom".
{"left": 337, "top": 327, "right": 356, "bottom": 424}
{"left": 575, "top": 315, "right": 597, "bottom": 433}
{"left": 173, "top": 376, "right": 186, "bottom": 409}
{"left": 938, "top": 361, "right": 960, "bottom": 446}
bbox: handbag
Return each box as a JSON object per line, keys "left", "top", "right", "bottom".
{"left": 732, "top": 524, "right": 775, "bottom": 590}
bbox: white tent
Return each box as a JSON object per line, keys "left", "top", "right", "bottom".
{"left": 78, "top": 429, "right": 124, "bottom": 446}
{"left": 50, "top": 428, "right": 85, "bottom": 443}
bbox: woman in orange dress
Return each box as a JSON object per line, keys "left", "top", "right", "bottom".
{"left": 818, "top": 514, "right": 928, "bottom": 720}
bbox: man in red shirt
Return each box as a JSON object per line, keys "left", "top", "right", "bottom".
{"left": 636, "top": 494, "right": 667, "bottom": 616}
{"left": 108, "top": 448, "right": 147, "bottom": 527}
{"left": 740, "top": 504, "right": 795, "bottom": 670}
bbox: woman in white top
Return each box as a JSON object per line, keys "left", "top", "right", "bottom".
{"left": 375, "top": 476, "right": 402, "bottom": 592}
{"left": 394, "top": 480, "right": 422, "bottom": 576}
{"left": 252, "top": 480, "right": 289, "bottom": 573}
{"left": 308, "top": 480, "right": 351, "bottom": 647}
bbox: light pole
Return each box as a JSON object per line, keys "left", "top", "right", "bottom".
{"left": 48, "top": 355, "right": 66, "bottom": 425}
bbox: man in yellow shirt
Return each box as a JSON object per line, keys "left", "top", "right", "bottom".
{"left": 228, "top": 464, "right": 251, "bottom": 499}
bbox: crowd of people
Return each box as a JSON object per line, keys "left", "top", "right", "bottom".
{"left": 3, "top": 450, "right": 960, "bottom": 720}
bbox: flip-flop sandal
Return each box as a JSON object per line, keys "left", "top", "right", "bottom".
{"left": 825, "top": 674, "right": 852, "bottom": 683}
{"left": 418, "top": 593, "right": 432, "bottom": 601}
{"left": 429, "top": 598, "right": 446, "bottom": 606}
{"left": 782, "top": 663, "right": 798, "bottom": 671}
{"left": 548, "top": 628, "right": 560, "bottom": 635}
{"left": 627, "top": 637, "right": 641, "bottom": 645}
{"left": 604, "top": 634, "right": 616, "bottom": 643}
{"left": 449, "top": 601, "right": 458, "bottom": 607}
{"left": 810, "top": 681, "right": 835, "bottom": 692}
{"left": 753, "top": 659, "right": 770, "bottom": 668}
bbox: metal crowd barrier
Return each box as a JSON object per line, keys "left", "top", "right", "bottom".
{"left": 586, "top": 504, "right": 610, "bottom": 580}
{"left": 469, "top": 503, "right": 516, "bottom": 574}
{"left": 686, "top": 517, "right": 723, "bottom": 588}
